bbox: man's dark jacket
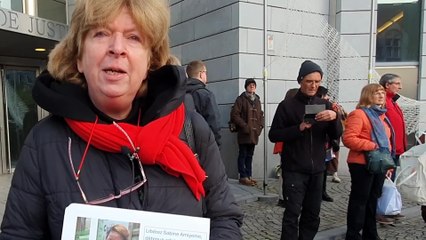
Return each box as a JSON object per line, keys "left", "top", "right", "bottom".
{"left": 231, "top": 92, "right": 264, "bottom": 145}
{"left": 268, "top": 90, "right": 343, "bottom": 174}
{"left": 186, "top": 77, "right": 221, "bottom": 146}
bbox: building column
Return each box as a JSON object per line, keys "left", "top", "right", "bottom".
{"left": 23, "top": 0, "right": 37, "bottom": 16}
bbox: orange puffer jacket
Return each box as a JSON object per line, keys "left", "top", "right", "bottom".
{"left": 342, "top": 109, "right": 392, "bottom": 165}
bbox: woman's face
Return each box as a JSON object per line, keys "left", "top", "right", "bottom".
{"left": 77, "top": 7, "right": 150, "bottom": 119}
{"left": 372, "top": 89, "right": 386, "bottom": 106}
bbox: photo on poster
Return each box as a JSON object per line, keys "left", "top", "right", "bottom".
{"left": 97, "top": 220, "right": 140, "bottom": 240}
{"left": 74, "top": 217, "right": 91, "bottom": 240}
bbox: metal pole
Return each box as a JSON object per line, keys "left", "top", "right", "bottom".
{"left": 23, "top": 0, "right": 37, "bottom": 16}
{"left": 263, "top": 0, "right": 268, "bottom": 195}
{"left": 66, "top": 0, "right": 70, "bottom": 24}
{"left": 368, "top": 0, "right": 376, "bottom": 83}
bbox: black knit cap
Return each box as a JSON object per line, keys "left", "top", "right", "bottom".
{"left": 297, "top": 60, "right": 323, "bottom": 83}
{"left": 244, "top": 78, "right": 256, "bottom": 88}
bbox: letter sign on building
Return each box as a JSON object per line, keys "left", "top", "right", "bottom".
{"left": 0, "top": 6, "right": 68, "bottom": 41}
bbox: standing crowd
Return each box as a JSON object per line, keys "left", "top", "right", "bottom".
{"left": 0, "top": 1, "right": 421, "bottom": 240}
{"left": 267, "top": 61, "right": 415, "bottom": 240}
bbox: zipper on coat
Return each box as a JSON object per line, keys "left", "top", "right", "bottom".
{"left": 307, "top": 97, "right": 314, "bottom": 171}
{"left": 309, "top": 130, "right": 313, "bottom": 170}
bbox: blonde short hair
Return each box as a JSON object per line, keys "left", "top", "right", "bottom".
{"left": 106, "top": 224, "right": 129, "bottom": 240}
{"left": 48, "top": 0, "right": 170, "bottom": 95}
{"left": 186, "top": 60, "right": 206, "bottom": 78}
{"left": 356, "top": 83, "right": 385, "bottom": 108}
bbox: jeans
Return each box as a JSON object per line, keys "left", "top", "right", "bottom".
{"left": 281, "top": 171, "right": 323, "bottom": 240}
{"left": 345, "top": 164, "right": 385, "bottom": 240}
{"left": 237, "top": 144, "right": 255, "bottom": 178}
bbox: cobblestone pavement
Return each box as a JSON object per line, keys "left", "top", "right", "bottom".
{"left": 240, "top": 175, "right": 426, "bottom": 240}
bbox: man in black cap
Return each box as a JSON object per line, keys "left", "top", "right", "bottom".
{"left": 269, "top": 60, "right": 343, "bottom": 240}
{"left": 231, "top": 78, "right": 264, "bottom": 186}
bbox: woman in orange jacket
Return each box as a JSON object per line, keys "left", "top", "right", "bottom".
{"left": 343, "top": 83, "right": 394, "bottom": 240}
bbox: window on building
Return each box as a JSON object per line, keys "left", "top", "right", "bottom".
{"left": 0, "top": 1, "right": 66, "bottom": 24}
{"left": 0, "top": 0, "right": 23, "bottom": 12}
{"left": 383, "top": 30, "right": 402, "bottom": 61}
{"left": 376, "top": 0, "right": 421, "bottom": 62}
{"left": 38, "top": 0, "right": 66, "bottom": 23}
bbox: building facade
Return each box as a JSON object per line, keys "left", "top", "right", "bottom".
{"left": 0, "top": 0, "right": 424, "bottom": 179}
{"left": 0, "top": 0, "right": 68, "bottom": 174}
{"left": 169, "top": 0, "right": 426, "bottom": 179}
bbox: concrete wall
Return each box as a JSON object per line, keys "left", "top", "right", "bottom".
{"left": 264, "top": 1, "right": 331, "bottom": 179}
{"left": 334, "top": 0, "right": 372, "bottom": 112}
{"left": 336, "top": 0, "right": 374, "bottom": 59}
{"left": 170, "top": 0, "right": 241, "bottom": 178}
{"left": 170, "top": 0, "right": 331, "bottom": 179}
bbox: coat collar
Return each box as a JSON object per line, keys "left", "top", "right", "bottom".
{"left": 32, "top": 65, "right": 187, "bottom": 125}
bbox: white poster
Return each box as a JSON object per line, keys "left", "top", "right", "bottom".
{"left": 62, "top": 203, "right": 210, "bottom": 240}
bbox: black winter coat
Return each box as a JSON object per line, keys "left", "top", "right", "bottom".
{"left": 0, "top": 66, "right": 243, "bottom": 240}
{"left": 186, "top": 77, "right": 222, "bottom": 147}
{"left": 268, "top": 90, "right": 343, "bottom": 174}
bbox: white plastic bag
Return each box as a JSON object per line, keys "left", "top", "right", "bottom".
{"left": 396, "top": 144, "right": 426, "bottom": 205}
{"left": 377, "top": 178, "right": 402, "bottom": 216}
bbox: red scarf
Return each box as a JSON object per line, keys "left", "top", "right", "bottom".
{"left": 65, "top": 104, "right": 206, "bottom": 200}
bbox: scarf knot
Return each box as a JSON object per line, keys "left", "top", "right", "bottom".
{"left": 65, "top": 104, "right": 206, "bottom": 200}
{"left": 362, "top": 106, "right": 396, "bottom": 157}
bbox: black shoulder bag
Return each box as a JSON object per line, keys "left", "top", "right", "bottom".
{"left": 363, "top": 113, "right": 395, "bottom": 174}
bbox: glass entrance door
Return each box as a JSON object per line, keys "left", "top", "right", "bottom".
{"left": 1, "top": 67, "right": 38, "bottom": 173}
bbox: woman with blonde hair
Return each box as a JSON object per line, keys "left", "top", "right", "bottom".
{"left": 0, "top": 0, "right": 242, "bottom": 239}
{"left": 343, "top": 83, "right": 394, "bottom": 240}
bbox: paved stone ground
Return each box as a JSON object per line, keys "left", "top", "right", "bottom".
{"left": 241, "top": 175, "right": 426, "bottom": 240}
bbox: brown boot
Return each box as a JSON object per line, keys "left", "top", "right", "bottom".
{"left": 376, "top": 215, "right": 394, "bottom": 225}
{"left": 249, "top": 177, "right": 257, "bottom": 184}
{"left": 239, "top": 177, "right": 253, "bottom": 186}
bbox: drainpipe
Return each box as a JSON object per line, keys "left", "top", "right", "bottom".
{"left": 262, "top": 0, "right": 268, "bottom": 195}
{"left": 368, "top": 0, "right": 376, "bottom": 83}
{"left": 66, "top": 0, "right": 70, "bottom": 24}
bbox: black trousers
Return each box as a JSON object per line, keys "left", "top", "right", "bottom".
{"left": 345, "top": 163, "right": 385, "bottom": 240}
{"left": 281, "top": 171, "right": 323, "bottom": 240}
